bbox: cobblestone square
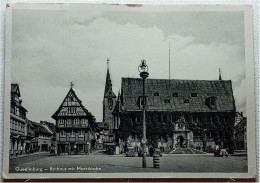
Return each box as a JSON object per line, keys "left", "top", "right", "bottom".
{"left": 9, "top": 153, "right": 248, "bottom": 173}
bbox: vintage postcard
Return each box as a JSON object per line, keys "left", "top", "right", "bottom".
{"left": 2, "top": 3, "right": 256, "bottom": 180}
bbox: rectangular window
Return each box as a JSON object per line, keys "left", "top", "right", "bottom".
{"left": 79, "top": 130, "right": 84, "bottom": 137}
{"left": 60, "top": 130, "right": 66, "bottom": 137}
{"left": 74, "top": 119, "right": 79, "bottom": 125}
{"left": 67, "top": 119, "right": 71, "bottom": 125}
{"left": 71, "top": 130, "right": 75, "bottom": 137}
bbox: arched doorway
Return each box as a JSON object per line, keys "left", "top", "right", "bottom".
{"left": 178, "top": 136, "right": 184, "bottom": 148}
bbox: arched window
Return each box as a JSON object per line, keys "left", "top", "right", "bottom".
{"left": 108, "top": 98, "right": 113, "bottom": 110}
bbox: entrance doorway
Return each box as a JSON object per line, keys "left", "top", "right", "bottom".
{"left": 41, "top": 144, "right": 48, "bottom": 152}
{"left": 70, "top": 144, "right": 75, "bottom": 154}
{"left": 178, "top": 136, "right": 184, "bottom": 148}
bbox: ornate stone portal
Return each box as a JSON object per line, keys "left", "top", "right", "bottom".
{"left": 173, "top": 116, "right": 193, "bottom": 148}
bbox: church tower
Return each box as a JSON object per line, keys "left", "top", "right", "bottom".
{"left": 103, "top": 59, "right": 117, "bottom": 130}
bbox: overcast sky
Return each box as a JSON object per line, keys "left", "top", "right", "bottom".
{"left": 11, "top": 7, "right": 246, "bottom": 123}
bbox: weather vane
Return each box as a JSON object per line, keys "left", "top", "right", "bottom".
{"left": 70, "top": 82, "right": 74, "bottom": 88}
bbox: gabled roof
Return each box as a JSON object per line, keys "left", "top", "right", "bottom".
{"left": 121, "top": 78, "right": 236, "bottom": 113}
{"left": 11, "top": 84, "right": 20, "bottom": 97}
{"left": 235, "top": 117, "right": 246, "bottom": 129}
{"left": 30, "top": 121, "right": 53, "bottom": 135}
{"left": 40, "top": 121, "right": 55, "bottom": 133}
{"left": 112, "top": 92, "right": 123, "bottom": 114}
{"left": 51, "top": 88, "right": 94, "bottom": 120}
{"left": 27, "top": 120, "right": 36, "bottom": 128}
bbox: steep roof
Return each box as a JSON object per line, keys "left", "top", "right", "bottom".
{"left": 27, "top": 120, "right": 36, "bottom": 128}
{"left": 104, "top": 62, "right": 116, "bottom": 98}
{"left": 41, "top": 121, "right": 55, "bottom": 133}
{"left": 235, "top": 117, "right": 246, "bottom": 130}
{"left": 121, "top": 78, "right": 236, "bottom": 113}
{"left": 11, "top": 84, "right": 20, "bottom": 97}
{"left": 51, "top": 88, "right": 95, "bottom": 120}
{"left": 30, "top": 121, "right": 53, "bottom": 135}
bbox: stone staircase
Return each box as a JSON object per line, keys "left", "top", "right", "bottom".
{"left": 232, "top": 150, "right": 247, "bottom": 156}
{"left": 170, "top": 148, "right": 206, "bottom": 154}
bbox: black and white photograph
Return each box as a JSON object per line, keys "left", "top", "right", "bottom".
{"left": 2, "top": 3, "right": 256, "bottom": 179}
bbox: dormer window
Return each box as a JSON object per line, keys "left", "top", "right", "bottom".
{"left": 173, "top": 93, "right": 178, "bottom": 97}
{"left": 191, "top": 93, "right": 197, "bottom": 97}
{"left": 154, "top": 92, "right": 159, "bottom": 96}
{"left": 137, "top": 96, "right": 146, "bottom": 108}
{"left": 205, "top": 96, "right": 217, "bottom": 109}
{"left": 164, "top": 99, "right": 170, "bottom": 103}
{"left": 184, "top": 99, "right": 189, "bottom": 103}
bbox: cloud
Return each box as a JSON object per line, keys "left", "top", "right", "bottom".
{"left": 11, "top": 9, "right": 246, "bottom": 123}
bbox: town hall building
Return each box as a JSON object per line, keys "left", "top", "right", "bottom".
{"left": 112, "top": 75, "right": 236, "bottom": 153}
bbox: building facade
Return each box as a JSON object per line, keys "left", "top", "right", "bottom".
{"left": 30, "top": 121, "right": 53, "bottom": 152}
{"left": 40, "top": 121, "right": 56, "bottom": 148}
{"left": 52, "top": 87, "right": 96, "bottom": 155}
{"left": 235, "top": 117, "right": 247, "bottom": 150}
{"left": 25, "top": 120, "right": 36, "bottom": 153}
{"left": 10, "top": 84, "right": 28, "bottom": 156}
{"left": 113, "top": 78, "right": 236, "bottom": 153}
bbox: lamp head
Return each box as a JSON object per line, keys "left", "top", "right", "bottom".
{"left": 138, "top": 60, "right": 149, "bottom": 79}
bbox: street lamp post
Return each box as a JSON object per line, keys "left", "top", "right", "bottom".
{"left": 138, "top": 60, "right": 149, "bottom": 168}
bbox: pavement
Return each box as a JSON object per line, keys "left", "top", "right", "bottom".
{"left": 9, "top": 152, "right": 49, "bottom": 160}
{"left": 9, "top": 152, "right": 248, "bottom": 173}
{"left": 170, "top": 148, "right": 206, "bottom": 154}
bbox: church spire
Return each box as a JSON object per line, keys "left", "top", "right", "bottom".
{"left": 219, "top": 68, "right": 222, "bottom": 80}
{"left": 104, "top": 58, "right": 112, "bottom": 94}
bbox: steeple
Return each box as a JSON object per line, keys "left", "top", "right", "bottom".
{"left": 103, "top": 58, "right": 116, "bottom": 124}
{"left": 219, "top": 68, "right": 222, "bottom": 80}
{"left": 104, "top": 58, "right": 112, "bottom": 94}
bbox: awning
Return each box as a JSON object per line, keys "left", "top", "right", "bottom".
{"left": 75, "top": 141, "right": 86, "bottom": 145}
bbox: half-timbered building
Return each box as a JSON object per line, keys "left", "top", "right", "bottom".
{"left": 10, "top": 84, "right": 28, "bottom": 156}
{"left": 113, "top": 77, "right": 236, "bottom": 153}
{"left": 52, "top": 87, "right": 96, "bottom": 155}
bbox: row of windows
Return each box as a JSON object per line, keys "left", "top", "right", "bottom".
{"left": 39, "top": 134, "right": 51, "bottom": 139}
{"left": 68, "top": 107, "right": 77, "bottom": 113}
{"left": 140, "top": 96, "right": 217, "bottom": 105}
{"left": 10, "top": 105, "right": 26, "bottom": 119}
{"left": 130, "top": 115, "right": 231, "bottom": 123}
{"left": 154, "top": 92, "right": 198, "bottom": 97}
{"left": 58, "top": 118, "right": 88, "bottom": 125}
{"left": 10, "top": 119, "right": 25, "bottom": 133}
{"left": 60, "top": 130, "right": 85, "bottom": 137}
